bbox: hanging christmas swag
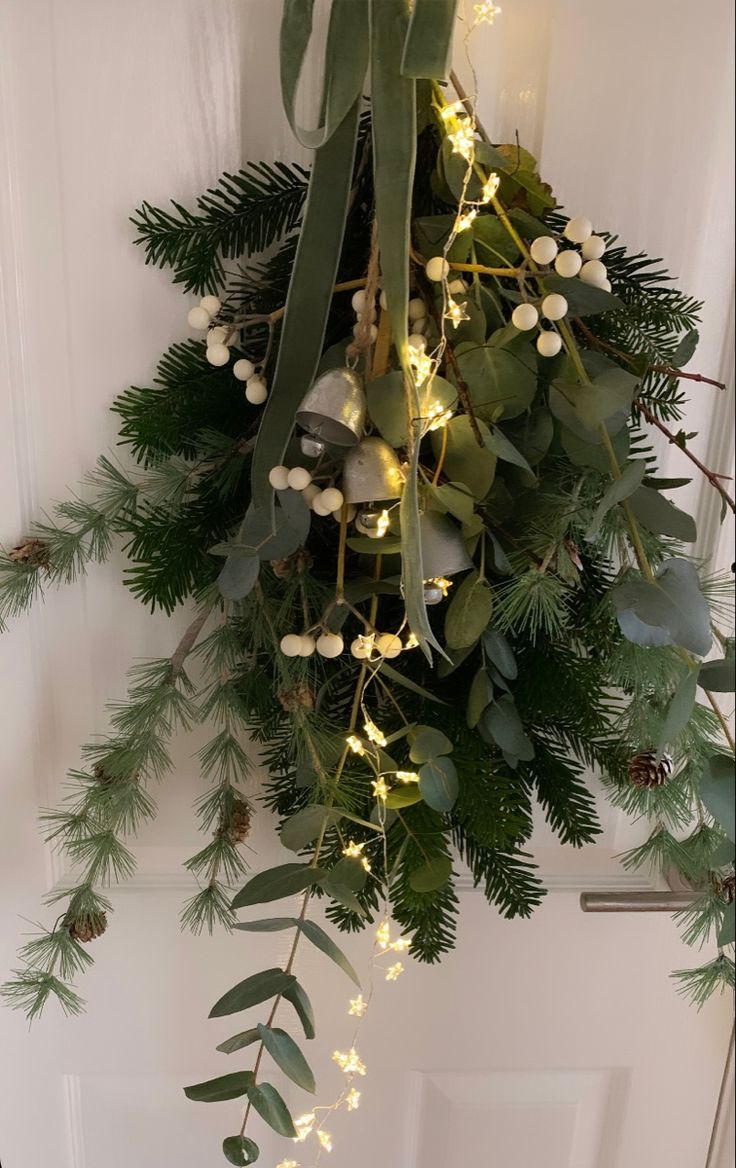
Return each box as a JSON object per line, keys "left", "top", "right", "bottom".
{"left": 2, "top": 1, "right": 735, "bottom": 1163}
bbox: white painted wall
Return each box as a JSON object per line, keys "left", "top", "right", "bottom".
{"left": 0, "top": 2, "right": 733, "bottom": 1166}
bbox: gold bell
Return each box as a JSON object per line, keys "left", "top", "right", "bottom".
{"left": 296, "top": 367, "right": 367, "bottom": 448}
{"left": 342, "top": 437, "right": 404, "bottom": 505}
{"left": 420, "top": 511, "right": 473, "bottom": 579}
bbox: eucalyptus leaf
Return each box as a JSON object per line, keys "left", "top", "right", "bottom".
{"left": 444, "top": 571, "right": 493, "bottom": 649}
{"left": 428, "top": 481, "right": 476, "bottom": 524}
{"left": 184, "top": 1071, "right": 254, "bottom": 1103}
{"left": 280, "top": 806, "right": 333, "bottom": 852}
{"left": 256, "top": 1024, "right": 316, "bottom": 1094}
{"left": 481, "top": 695, "right": 534, "bottom": 760}
{"left": 246, "top": 1082, "right": 297, "bottom": 1139}
{"left": 232, "top": 864, "right": 327, "bottom": 909}
{"left": 628, "top": 486, "right": 697, "bottom": 542}
{"left": 561, "top": 424, "right": 630, "bottom": 471}
{"left": 283, "top": 980, "right": 315, "bottom": 1039}
{"left": 379, "top": 662, "right": 449, "bottom": 705}
{"left": 656, "top": 671, "right": 698, "bottom": 759}
{"left": 698, "top": 658, "right": 736, "bottom": 693}
{"left": 456, "top": 343, "right": 537, "bottom": 421}
{"left": 611, "top": 558, "right": 712, "bottom": 656}
{"left": 485, "top": 426, "right": 535, "bottom": 476}
{"left": 717, "top": 901, "right": 736, "bottom": 947}
{"left": 209, "top": 969, "right": 295, "bottom": 1020}
{"left": 367, "top": 371, "right": 457, "bottom": 448}
{"left": 409, "top": 855, "right": 453, "bottom": 892}
{"left": 670, "top": 328, "right": 699, "bottom": 368}
{"left": 216, "top": 1029, "right": 261, "bottom": 1055}
{"left": 299, "top": 918, "right": 361, "bottom": 987}
{"left": 419, "top": 755, "right": 459, "bottom": 811}
{"left": 431, "top": 415, "right": 496, "bottom": 500}
{"left": 409, "top": 724, "right": 454, "bottom": 762}
{"left": 487, "top": 531, "right": 512, "bottom": 574}
{"left": 223, "top": 1136, "right": 260, "bottom": 1166}
{"left": 385, "top": 786, "right": 423, "bottom": 808}
{"left": 467, "top": 667, "right": 493, "bottom": 729}
{"left": 700, "top": 755, "right": 736, "bottom": 842}
{"left": 233, "top": 918, "right": 299, "bottom": 934}
{"left": 482, "top": 628, "right": 518, "bottom": 679}
{"left": 217, "top": 553, "right": 260, "bottom": 601}
{"left": 585, "top": 461, "right": 647, "bottom": 540}
{"left": 319, "top": 876, "right": 366, "bottom": 915}
{"left": 413, "top": 212, "right": 473, "bottom": 263}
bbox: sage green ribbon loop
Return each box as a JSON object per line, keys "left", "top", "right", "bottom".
{"left": 280, "top": 0, "right": 369, "bottom": 149}
{"left": 401, "top": 0, "right": 459, "bottom": 79}
{"left": 250, "top": 98, "right": 361, "bottom": 511}
{"left": 370, "top": 0, "right": 443, "bottom": 661}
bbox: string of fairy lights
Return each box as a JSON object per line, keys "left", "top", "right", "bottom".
{"left": 272, "top": 8, "right": 503, "bottom": 1165}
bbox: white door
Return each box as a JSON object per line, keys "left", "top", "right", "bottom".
{"left": 1, "top": 2, "right": 733, "bottom": 1166}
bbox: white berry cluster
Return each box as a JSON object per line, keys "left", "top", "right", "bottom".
{"left": 352, "top": 287, "right": 434, "bottom": 354}
{"left": 280, "top": 627, "right": 414, "bottom": 661}
{"left": 509, "top": 216, "right": 609, "bottom": 357}
{"left": 187, "top": 295, "right": 267, "bottom": 404}
{"left": 268, "top": 464, "right": 350, "bottom": 520}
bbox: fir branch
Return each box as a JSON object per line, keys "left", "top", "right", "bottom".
{"left": 131, "top": 161, "right": 310, "bottom": 294}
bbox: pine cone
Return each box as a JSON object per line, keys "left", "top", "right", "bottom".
{"left": 68, "top": 912, "right": 108, "bottom": 944}
{"left": 717, "top": 872, "right": 735, "bottom": 904}
{"left": 9, "top": 538, "right": 50, "bottom": 567}
{"left": 628, "top": 749, "right": 674, "bottom": 788}
{"left": 228, "top": 798, "right": 252, "bottom": 844}
{"left": 278, "top": 682, "right": 315, "bottom": 712}
{"left": 270, "top": 558, "right": 292, "bottom": 580}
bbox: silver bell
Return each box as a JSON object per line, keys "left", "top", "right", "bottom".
{"left": 296, "top": 367, "right": 366, "bottom": 448}
{"left": 342, "top": 437, "right": 404, "bottom": 505}
{"left": 423, "top": 584, "right": 446, "bottom": 606}
{"left": 420, "top": 511, "right": 473, "bottom": 579}
{"left": 300, "top": 434, "right": 326, "bottom": 458}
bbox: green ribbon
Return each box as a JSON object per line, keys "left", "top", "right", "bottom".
{"left": 250, "top": 98, "right": 361, "bottom": 511}
{"left": 402, "top": 0, "right": 459, "bottom": 79}
{"left": 280, "top": 0, "right": 369, "bottom": 148}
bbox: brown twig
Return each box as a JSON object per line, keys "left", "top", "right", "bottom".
{"left": 635, "top": 399, "right": 735, "bottom": 515}
{"left": 650, "top": 365, "right": 727, "bottom": 391}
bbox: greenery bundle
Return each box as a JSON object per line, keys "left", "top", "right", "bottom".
{"left": 1, "top": 1, "right": 734, "bottom": 1162}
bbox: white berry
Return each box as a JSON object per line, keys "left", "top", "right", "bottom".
{"left": 233, "top": 358, "right": 255, "bottom": 381}
{"left": 564, "top": 216, "right": 593, "bottom": 244}
{"left": 320, "top": 487, "right": 344, "bottom": 513}
{"left": 511, "top": 303, "right": 539, "bottom": 331}
{"left": 376, "top": 633, "right": 402, "bottom": 659}
{"left": 245, "top": 379, "right": 268, "bottom": 404}
{"left": 537, "top": 331, "right": 562, "bottom": 358}
{"left": 287, "top": 466, "right": 311, "bottom": 491}
{"left": 379, "top": 289, "right": 388, "bottom": 310}
{"left": 580, "top": 260, "right": 608, "bottom": 288}
{"left": 357, "top": 305, "right": 377, "bottom": 323}
{"left": 200, "top": 295, "right": 221, "bottom": 317}
{"left": 280, "top": 634, "right": 303, "bottom": 657}
{"left": 301, "top": 482, "right": 321, "bottom": 505}
{"left": 412, "top": 317, "right": 428, "bottom": 335}
{"left": 206, "top": 343, "right": 230, "bottom": 367}
{"left": 187, "top": 306, "right": 211, "bottom": 331}
{"left": 408, "top": 298, "right": 426, "bottom": 321}
{"left": 601, "top": 279, "right": 612, "bottom": 292}
{"left": 207, "top": 326, "right": 229, "bottom": 345}
{"left": 448, "top": 279, "right": 467, "bottom": 295}
{"left": 311, "top": 493, "right": 332, "bottom": 517}
{"left": 352, "top": 322, "right": 378, "bottom": 342}
{"left": 554, "top": 250, "right": 583, "bottom": 278}
{"left": 351, "top": 290, "right": 368, "bottom": 314}
{"left": 425, "top": 256, "right": 450, "bottom": 282}
{"left": 582, "top": 235, "right": 606, "bottom": 261}
{"left": 529, "top": 236, "right": 558, "bottom": 266}
{"left": 541, "top": 293, "right": 568, "bottom": 321}
{"left": 268, "top": 465, "right": 290, "bottom": 491}
{"left": 408, "top": 333, "right": 427, "bottom": 352}
{"left": 298, "top": 635, "right": 316, "bottom": 657}
{"left": 351, "top": 637, "right": 371, "bottom": 659}
{"left": 316, "top": 632, "right": 344, "bottom": 659}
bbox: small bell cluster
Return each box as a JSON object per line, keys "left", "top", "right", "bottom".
{"left": 186, "top": 295, "right": 267, "bottom": 403}
{"left": 506, "top": 215, "right": 609, "bottom": 357}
